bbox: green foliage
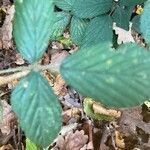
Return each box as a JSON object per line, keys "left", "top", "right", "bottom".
{"left": 50, "top": 12, "right": 70, "bottom": 40}
{"left": 72, "top": 0, "right": 113, "bottom": 18}
{"left": 60, "top": 43, "right": 150, "bottom": 107}
{"left": 70, "top": 16, "right": 89, "bottom": 45}
{"left": 11, "top": 0, "right": 150, "bottom": 148}
{"left": 11, "top": 72, "right": 62, "bottom": 147}
{"left": 13, "top": 0, "right": 54, "bottom": 63}
{"left": 140, "top": 0, "right": 150, "bottom": 43}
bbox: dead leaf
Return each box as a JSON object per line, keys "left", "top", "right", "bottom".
{"left": 0, "top": 144, "right": 13, "bottom": 150}
{"left": 115, "top": 130, "right": 125, "bottom": 149}
{"left": 53, "top": 74, "right": 67, "bottom": 96}
{"left": 0, "top": 100, "right": 16, "bottom": 135}
{"left": 1, "top": 5, "right": 14, "bottom": 49}
{"left": 56, "top": 130, "right": 88, "bottom": 150}
{"left": 51, "top": 50, "right": 69, "bottom": 71}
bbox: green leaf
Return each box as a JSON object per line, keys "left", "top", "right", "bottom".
{"left": 54, "top": 0, "right": 75, "bottom": 11}
{"left": 132, "top": 15, "right": 141, "bottom": 33}
{"left": 13, "top": 0, "right": 55, "bottom": 63}
{"left": 70, "top": 16, "right": 89, "bottom": 45}
{"left": 60, "top": 43, "right": 150, "bottom": 108}
{"left": 140, "top": 0, "right": 150, "bottom": 44}
{"left": 26, "top": 138, "right": 39, "bottom": 150}
{"left": 120, "top": 0, "right": 147, "bottom": 6}
{"left": 50, "top": 12, "right": 70, "bottom": 40}
{"left": 11, "top": 71, "right": 62, "bottom": 147}
{"left": 112, "top": 6, "right": 133, "bottom": 30}
{"left": 81, "top": 15, "right": 113, "bottom": 48}
{"left": 72, "top": 0, "right": 113, "bottom": 18}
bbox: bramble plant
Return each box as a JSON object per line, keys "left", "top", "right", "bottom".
{"left": 1, "top": 0, "right": 150, "bottom": 148}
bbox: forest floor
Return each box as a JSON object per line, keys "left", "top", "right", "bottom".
{"left": 0, "top": 0, "right": 150, "bottom": 150}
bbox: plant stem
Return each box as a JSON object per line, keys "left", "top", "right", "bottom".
{"left": 0, "top": 64, "right": 59, "bottom": 75}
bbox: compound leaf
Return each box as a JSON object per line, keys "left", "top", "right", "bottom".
{"left": 11, "top": 72, "right": 62, "bottom": 147}
{"left": 140, "top": 0, "right": 150, "bottom": 44}
{"left": 72, "top": 0, "right": 113, "bottom": 18}
{"left": 13, "top": 0, "right": 54, "bottom": 63}
{"left": 70, "top": 16, "right": 89, "bottom": 45}
{"left": 60, "top": 43, "right": 150, "bottom": 108}
{"left": 81, "top": 15, "right": 113, "bottom": 48}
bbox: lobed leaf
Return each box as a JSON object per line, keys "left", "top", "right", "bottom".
{"left": 60, "top": 43, "right": 150, "bottom": 108}
{"left": 11, "top": 72, "right": 62, "bottom": 147}
{"left": 13, "top": 0, "right": 55, "bottom": 63}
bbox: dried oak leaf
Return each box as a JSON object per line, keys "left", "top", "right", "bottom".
{"left": 54, "top": 74, "right": 67, "bottom": 96}
{"left": 0, "top": 100, "right": 16, "bottom": 135}
{"left": 1, "top": 5, "right": 14, "bottom": 49}
{"left": 56, "top": 130, "right": 88, "bottom": 150}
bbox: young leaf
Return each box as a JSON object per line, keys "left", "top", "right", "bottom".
{"left": 70, "top": 16, "right": 89, "bottom": 45}
{"left": 13, "top": 0, "right": 55, "bottom": 63}
{"left": 60, "top": 43, "right": 150, "bottom": 108}
{"left": 72, "top": 0, "right": 113, "bottom": 18}
{"left": 50, "top": 12, "right": 70, "bottom": 40}
{"left": 54, "top": 0, "right": 75, "bottom": 11}
{"left": 81, "top": 15, "right": 113, "bottom": 48}
{"left": 11, "top": 71, "right": 62, "bottom": 147}
{"left": 140, "top": 0, "right": 150, "bottom": 44}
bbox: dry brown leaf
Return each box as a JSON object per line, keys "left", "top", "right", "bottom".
{"left": 0, "top": 144, "right": 13, "bottom": 150}
{"left": 56, "top": 130, "right": 88, "bottom": 150}
{"left": 53, "top": 74, "right": 67, "bottom": 96}
{"left": 115, "top": 130, "right": 125, "bottom": 149}
{"left": 1, "top": 5, "right": 14, "bottom": 49}
{"left": 51, "top": 50, "right": 69, "bottom": 71}
{"left": 93, "top": 102, "right": 121, "bottom": 119}
{"left": 0, "top": 100, "right": 16, "bottom": 135}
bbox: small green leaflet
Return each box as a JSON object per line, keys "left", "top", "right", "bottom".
{"left": 70, "top": 16, "right": 89, "bottom": 45}
{"left": 72, "top": 0, "right": 113, "bottom": 18}
{"left": 11, "top": 72, "right": 62, "bottom": 147}
{"left": 13, "top": 0, "right": 55, "bottom": 63}
{"left": 50, "top": 12, "right": 70, "bottom": 40}
{"left": 140, "top": 0, "right": 150, "bottom": 44}
{"left": 54, "top": 0, "right": 75, "bottom": 11}
{"left": 60, "top": 43, "right": 150, "bottom": 108}
{"left": 81, "top": 15, "right": 113, "bottom": 48}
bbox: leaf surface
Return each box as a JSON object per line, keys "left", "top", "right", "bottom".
{"left": 61, "top": 43, "right": 150, "bottom": 108}
{"left": 140, "top": 0, "right": 150, "bottom": 44}
{"left": 72, "top": 0, "right": 113, "bottom": 18}
{"left": 11, "top": 72, "right": 62, "bottom": 147}
{"left": 70, "top": 17, "right": 89, "bottom": 45}
{"left": 81, "top": 15, "right": 113, "bottom": 48}
{"left": 13, "top": 0, "right": 54, "bottom": 63}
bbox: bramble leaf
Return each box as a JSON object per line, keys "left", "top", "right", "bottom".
{"left": 13, "top": 0, "right": 55, "bottom": 63}
{"left": 11, "top": 72, "right": 62, "bottom": 147}
{"left": 61, "top": 43, "right": 150, "bottom": 108}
